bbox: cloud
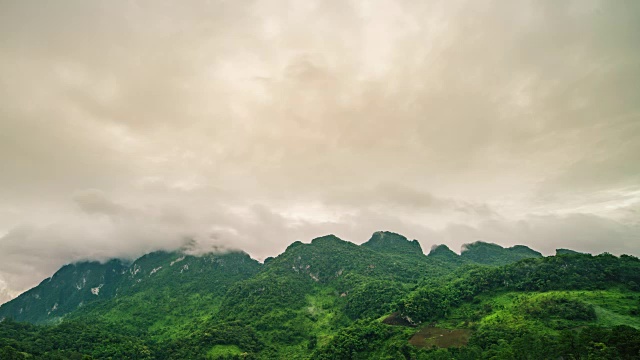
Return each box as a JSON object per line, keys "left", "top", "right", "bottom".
{"left": 323, "top": 183, "right": 452, "bottom": 210}
{"left": 73, "top": 189, "right": 128, "bottom": 216}
{"left": 0, "top": 0, "right": 639, "bottom": 302}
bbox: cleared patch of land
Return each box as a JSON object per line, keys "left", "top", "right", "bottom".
{"left": 382, "top": 312, "right": 415, "bottom": 327}
{"left": 409, "top": 327, "right": 472, "bottom": 348}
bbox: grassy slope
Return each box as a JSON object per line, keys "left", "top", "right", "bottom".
{"left": 207, "top": 345, "right": 243, "bottom": 358}
{"left": 432, "top": 287, "right": 640, "bottom": 334}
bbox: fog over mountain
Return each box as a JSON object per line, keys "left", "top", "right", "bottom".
{"left": 1, "top": 0, "right": 639, "bottom": 304}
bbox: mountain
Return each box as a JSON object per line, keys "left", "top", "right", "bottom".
{"left": 427, "top": 244, "right": 462, "bottom": 263}
{"left": 361, "top": 231, "right": 424, "bottom": 257}
{"left": 0, "top": 259, "right": 126, "bottom": 323}
{"left": 1, "top": 232, "right": 639, "bottom": 360}
{"left": 460, "top": 241, "right": 543, "bottom": 265}
{"left": 426, "top": 242, "right": 543, "bottom": 267}
{"left": 0, "top": 234, "right": 546, "bottom": 329}
{"left": 556, "top": 248, "right": 587, "bottom": 256}
{"left": 215, "top": 233, "right": 440, "bottom": 346}
{"left": 0, "top": 250, "right": 261, "bottom": 327}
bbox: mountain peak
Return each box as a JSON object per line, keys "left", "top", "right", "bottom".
{"left": 461, "top": 241, "right": 503, "bottom": 252}
{"left": 361, "top": 231, "right": 423, "bottom": 256}
{"left": 428, "top": 244, "right": 458, "bottom": 258}
{"left": 286, "top": 240, "right": 304, "bottom": 251}
{"left": 460, "top": 241, "right": 542, "bottom": 266}
{"left": 310, "top": 234, "right": 348, "bottom": 246}
{"left": 556, "top": 248, "right": 587, "bottom": 256}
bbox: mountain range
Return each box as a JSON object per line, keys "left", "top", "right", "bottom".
{"left": 1, "top": 231, "right": 639, "bottom": 359}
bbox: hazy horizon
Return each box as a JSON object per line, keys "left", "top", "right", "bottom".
{"left": 1, "top": 0, "right": 639, "bottom": 303}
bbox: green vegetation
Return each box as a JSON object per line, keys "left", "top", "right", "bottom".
{"left": 207, "top": 345, "right": 243, "bottom": 358}
{"left": 1, "top": 232, "right": 639, "bottom": 359}
{"left": 460, "top": 241, "right": 543, "bottom": 266}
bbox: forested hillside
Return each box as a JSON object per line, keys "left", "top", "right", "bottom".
{"left": 1, "top": 232, "right": 639, "bottom": 359}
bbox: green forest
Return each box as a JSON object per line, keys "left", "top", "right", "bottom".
{"left": 1, "top": 232, "right": 639, "bottom": 359}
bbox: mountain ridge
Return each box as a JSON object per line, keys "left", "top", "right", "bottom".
{"left": 0, "top": 250, "right": 260, "bottom": 324}
{"left": 0, "top": 232, "right": 638, "bottom": 360}
{"left": 0, "top": 232, "right": 561, "bottom": 323}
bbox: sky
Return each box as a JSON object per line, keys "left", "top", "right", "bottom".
{"left": 0, "top": 0, "right": 639, "bottom": 304}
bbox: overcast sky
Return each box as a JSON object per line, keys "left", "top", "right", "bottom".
{"left": 1, "top": 0, "right": 639, "bottom": 304}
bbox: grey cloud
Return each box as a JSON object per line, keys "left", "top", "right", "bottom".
{"left": 73, "top": 189, "right": 127, "bottom": 216}
{"left": 0, "top": 199, "right": 340, "bottom": 297}
{"left": 1, "top": 0, "right": 639, "bottom": 302}
{"left": 323, "top": 183, "right": 452, "bottom": 210}
{"left": 322, "top": 183, "right": 497, "bottom": 222}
